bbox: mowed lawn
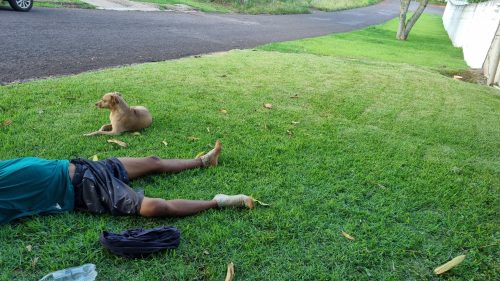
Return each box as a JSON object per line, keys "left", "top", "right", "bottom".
{"left": 0, "top": 15, "right": 499, "bottom": 280}
{"left": 260, "top": 14, "right": 467, "bottom": 70}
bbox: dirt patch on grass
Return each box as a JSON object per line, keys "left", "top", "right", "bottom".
{"left": 440, "top": 68, "right": 487, "bottom": 85}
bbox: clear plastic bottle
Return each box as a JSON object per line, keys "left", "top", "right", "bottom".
{"left": 38, "top": 264, "right": 97, "bottom": 281}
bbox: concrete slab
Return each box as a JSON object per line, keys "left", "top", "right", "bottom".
{"left": 81, "top": 0, "right": 160, "bottom": 11}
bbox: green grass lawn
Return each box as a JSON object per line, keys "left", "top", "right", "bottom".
{"left": 260, "top": 14, "right": 467, "bottom": 70}
{"left": 136, "top": 0, "right": 380, "bottom": 14}
{"left": 1, "top": 0, "right": 94, "bottom": 9}
{"left": 0, "top": 15, "right": 499, "bottom": 280}
{"left": 34, "top": 0, "right": 95, "bottom": 9}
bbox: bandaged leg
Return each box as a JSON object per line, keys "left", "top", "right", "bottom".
{"left": 199, "top": 140, "right": 222, "bottom": 167}
{"left": 213, "top": 194, "right": 254, "bottom": 209}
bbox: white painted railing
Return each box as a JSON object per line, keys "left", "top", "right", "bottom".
{"left": 442, "top": 0, "right": 500, "bottom": 69}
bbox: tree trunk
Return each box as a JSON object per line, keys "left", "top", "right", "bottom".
{"left": 397, "top": 0, "right": 429, "bottom": 41}
{"left": 397, "top": 0, "right": 410, "bottom": 40}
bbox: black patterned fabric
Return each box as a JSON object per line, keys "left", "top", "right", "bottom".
{"left": 70, "top": 158, "right": 144, "bottom": 215}
{"left": 100, "top": 226, "right": 181, "bottom": 258}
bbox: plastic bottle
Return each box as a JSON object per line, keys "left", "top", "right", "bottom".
{"left": 38, "top": 264, "right": 97, "bottom": 281}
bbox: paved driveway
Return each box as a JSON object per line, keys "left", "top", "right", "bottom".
{"left": 0, "top": 0, "right": 444, "bottom": 84}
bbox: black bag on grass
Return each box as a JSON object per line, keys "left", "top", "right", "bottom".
{"left": 100, "top": 226, "right": 181, "bottom": 258}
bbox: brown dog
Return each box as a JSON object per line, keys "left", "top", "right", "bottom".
{"left": 84, "top": 92, "right": 152, "bottom": 136}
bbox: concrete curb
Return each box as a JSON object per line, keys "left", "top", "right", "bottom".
{"left": 81, "top": 0, "right": 160, "bottom": 11}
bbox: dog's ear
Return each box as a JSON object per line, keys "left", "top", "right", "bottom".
{"left": 111, "top": 94, "right": 120, "bottom": 105}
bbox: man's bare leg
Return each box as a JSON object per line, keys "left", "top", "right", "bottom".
{"left": 140, "top": 194, "right": 254, "bottom": 217}
{"left": 140, "top": 197, "right": 218, "bottom": 217}
{"left": 118, "top": 140, "right": 222, "bottom": 180}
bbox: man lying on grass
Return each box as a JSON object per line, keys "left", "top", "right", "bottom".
{"left": 0, "top": 140, "right": 255, "bottom": 224}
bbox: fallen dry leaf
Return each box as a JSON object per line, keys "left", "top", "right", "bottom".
{"left": 91, "top": 155, "right": 99, "bottom": 161}
{"left": 290, "top": 94, "right": 299, "bottom": 99}
{"left": 225, "top": 262, "right": 235, "bottom": 281}
{"left": 31, "top": 257, "right": 39, "bottom": 268}
{"left": 107, "top": 139, "right": 128, "bottom": 148}
{"left": 453, "top": 75, "right": 463, "bottom": 80}
{"left": 263, "top": 103, "right": 273, "bottom": 109}
{"left": 203, "top": 250, "right": 210, "bottom": 255}
{"left": 291, "top": 121, "right": 300, "bottom": 125}
{"left": 219, "top": 109, "right": 228, "bottom": 114}
{"left": 162, "top": 140, "right": 168, "bottom": 146}
{"left": 434, "top": 255, "right": 466, "bottom": 275}
{"left": 2, "top": 119, "right": 12, "bottom": 127}
{"left": 195, "top": 151, "right": 206, "bottom": 159}
{"left": 342, "top": 231, "right": 355, "bottom": 241}
{"left": 188, "top": 136, "right": 200, "bottom": 142}
{"left": 254, "top": 199, "right": 270, "bottom": 206}
{"left": 132, "top": 132, "right": 141, "bottom": 136}
{"left": 26, "top": 245, "right": 32, "bottom": 252}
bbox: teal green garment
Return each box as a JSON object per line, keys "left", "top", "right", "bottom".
{"left": 0, "top": 157, "right": 74, "bottom": 224}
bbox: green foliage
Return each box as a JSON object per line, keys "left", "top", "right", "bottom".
{"left": 0, "top": 15, "right": 498, "bottom": 280}
{"left": 430, "top": 0, "right": 489, "bottom": 4}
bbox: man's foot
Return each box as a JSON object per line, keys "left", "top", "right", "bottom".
{"left": 199, "top": 140, "right": 222, "bottom": 167}
{"left": 213, "top": 194, "right": 254, "bottom": 209}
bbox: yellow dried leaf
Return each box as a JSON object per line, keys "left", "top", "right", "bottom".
{"left": 342, "top": 231, "right": 355, "bottom": 241}
{"left": 107, "top": 139, "right": 128, "bottom": 148}
{"left": 219, "top": 109, "right": 228, "bottom": 114}
{"left": 26, "top": 245, "right": 32, "bottom": 252}
{"left": 434, "top": 255, "right": 466, "bottom": 275}
{"left": 91, "top": 155, "right": 99, "bottom": 161}
{"left": 203, "top": 250, "right": 210, "bottom": 255}
{"left": 188, "top": 136, "right": 200, "bottom": 142}
{"left": 225, "top": 262, "right": 235, "bottom": 281}
{"left": 132, "top": 132, "right": 141, "bottom": 136}
{"left": 263, "top": 103, "right": 273, "bottom": 109}
{"left": 195, "top": 151, "right": 205, "bottom": 159}
{"left": 162, "top": 140, "right": 168, "bottom": 146}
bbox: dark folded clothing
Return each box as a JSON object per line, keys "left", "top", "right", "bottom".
{"left": 100, "top": 226, "right": 181, "bottom": 258}
{"left": 71, "top": 158, "right": 144, "bottom": 215}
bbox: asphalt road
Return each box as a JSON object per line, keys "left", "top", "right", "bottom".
{"left": 0, "top": 0, "right": 444, "bottom": 84}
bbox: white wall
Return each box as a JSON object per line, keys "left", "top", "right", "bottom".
{"left": 483, "top": 24, "right": 500, "bottom": 85}
{"left": 443, "top": 0, "right": 500, "bottom": 68}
